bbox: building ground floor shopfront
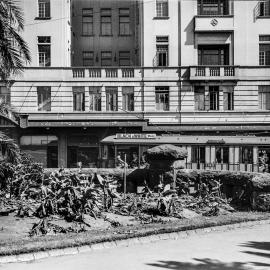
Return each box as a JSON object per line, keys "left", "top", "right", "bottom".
{"left": 13, "top": 124, "right": 270, "bottom": 173}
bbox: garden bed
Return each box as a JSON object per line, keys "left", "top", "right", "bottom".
{"left": 0, "top": 211, "right": 269, "bottom": 256}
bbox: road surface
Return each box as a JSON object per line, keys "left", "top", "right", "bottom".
{"left": 1, "top": 224, "right": 270, "bottom": 270}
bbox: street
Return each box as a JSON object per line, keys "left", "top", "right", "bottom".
{"left": 1, "top": 224, "right": 270, "bottom": 270}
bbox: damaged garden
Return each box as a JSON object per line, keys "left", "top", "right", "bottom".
{"left": 1, "top": 143, "right": 270, "bottom": 256}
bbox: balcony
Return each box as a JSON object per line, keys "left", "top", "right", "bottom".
{"left": 72, "top": 67, "right": 138, "bottom": 80}
{"left": 194, "top": 16, "right": 234, "bottom": 32}
{"left": 190, "top": 66, "right": 238, "bottom": 80}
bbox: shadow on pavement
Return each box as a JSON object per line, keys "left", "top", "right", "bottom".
{"left": 240, "top": 241, "right": 270, "bottom": 252}
{"left": 240, "top": 241, "right": 270, "bottom": 259}
{"left": 146, "top": 258, "right": 270, "bottom": 270}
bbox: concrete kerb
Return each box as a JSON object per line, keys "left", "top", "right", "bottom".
{"left": 1, "top": 219, "right": 270, "bottom": 265}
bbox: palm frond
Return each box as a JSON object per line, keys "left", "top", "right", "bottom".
{"left": 0, "top": 0, "right": 31, "bottom": 80}
{"left": 0, "top": 131, "right": 20, "bottom": 164}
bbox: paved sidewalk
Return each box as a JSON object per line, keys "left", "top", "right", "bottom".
{"left": 1, "top": 223, "right": 270, "bottom": 270}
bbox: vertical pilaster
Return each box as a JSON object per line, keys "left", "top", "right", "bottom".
{"left": 101, "top": 85, "right": 106, "bottom": 111}
{"left": 58, "top": 133, "right": 67, "bottom": 168}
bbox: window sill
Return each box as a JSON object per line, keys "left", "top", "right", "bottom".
{"left": 35, "top": 17, "right": 51, "bottom": 20}
{"left": 256, "top": 16, "right": 270, "bottom": 19}
{"left": 81, "top": 34, "right": 95, "bottom": 37}
{"left": 99, "top": 34, "right": 113, "bottom": 37}
{"left": 195, "top": 15, "right": 233, "bottom": 18}
{"left": 118, "top": 34, "right": 132, "bottom": 37}
{"left": 153, "top": 16, "right": 170, "bottom": 20}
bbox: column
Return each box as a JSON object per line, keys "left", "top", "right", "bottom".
{"left": 101, "top": 85, "right": 106, "bottom": 111}
{"left": 235, "top": 146, "right": 240, "bottom": 171}
{"left": 229, "top": 146, "right": 235, "bottom": 171}
{"left": 253, "top": 146, "right": 258, "bottom": 172}
{"left": 58, "top": 134, "right": 67, "bottom": 168}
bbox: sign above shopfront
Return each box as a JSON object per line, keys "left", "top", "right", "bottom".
{"left": 116, "top": 133, "right": 156, "bottom": 139}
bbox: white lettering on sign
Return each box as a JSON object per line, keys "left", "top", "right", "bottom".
{"left": 116, "top": 133, "right": 156, "bottom": 139}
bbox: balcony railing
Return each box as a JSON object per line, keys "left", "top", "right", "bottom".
{"left": 89, "top": 68, "right": 101, "bottom": 78}
{"left": 72, "top": 68, "right": 136, "bottom": 79}
{"left": 191, "top": 66, "right": 237, "bottom": 80}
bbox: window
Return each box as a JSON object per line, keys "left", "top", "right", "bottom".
{"left": 122, "top": 87, "right": 134, "bottom": 111}
{"left": 101, "top": 51, "right": 112, "bottom": 66}
{"left": 101, "top": 9, "right": 112, "bottom": 36}
{"left": 198, "top": 45, "right": 229, "bottom": 66}
{"left": 0, "top": 87, "right": 10, "bottom": 104}
{"left": 37, "top": 86, "right": 51, "bottom": 111}
{"left": 155, "top": 86, "right": 169, "bottom": 111}
{"left": 119, "top": 51, "right": 131, "bottom": 66}
{"left": 82, "top": 8, "right": 93, "bottom": 36}
{"left": 197, "top": 0, "right": 229, "bottom": 15}
{"left": 223, "top": 87, "right": 234, "bottom": 110}
{"left": 259, "top": 35, "right": 270, "bottom": 66}
{"left": 119, "top": 9, "right": 131, "bottom": 35}
{"left": 73, "top": 87, "right": 85, "bottom": 111}
{"left": 38, "top": 36, "right": 51, "bottom": 67}
{"left": 156, "top": 36, "right": 168, "bottom": 67}
{"left": 156, "top": 0, "right": 168, "bottom": 17}
{"left": 194, "top": 86, "right": 205, "bottom": 111}
{"left": 259, "top": 0, "right": 270, "bottom": 17}
{"left": 89, "top": 87, "right": 101, "bottom": 111}
{"left": 82, "top": 51, "right": 94, "bottom": 66}
{"left": 239, "top": 146, "right": 253, "bottom": 164}
{"left": 259, "top": 86, "right": 270, "bottom": 110}
{"left": 106, "top": 87, "right": 118, "bottom": 111}
{"left": 38, "top": 0, "right": 50, "bottom": 18}
{"left": 209, "top": 86, "right": 219, "bottom": 110}
{"left": 216, "top": 147, "right": 229, "bottom": 164}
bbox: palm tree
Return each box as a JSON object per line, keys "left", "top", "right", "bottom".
{"left": 0, "top": 0, "right": 31, "bottom": 81}
{"left": 0, "top": 131, "right": 20, "bottom": 163}
{"left": 0, "top": 0, "right": 31, "bottom": 164}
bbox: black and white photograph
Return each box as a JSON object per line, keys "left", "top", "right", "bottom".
{"left": 0, "top": 0, "right": 270, "bottom": 269}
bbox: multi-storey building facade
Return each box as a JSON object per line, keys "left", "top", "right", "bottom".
{"left": 1, "top": 0, "right": 270, "bottom": 171}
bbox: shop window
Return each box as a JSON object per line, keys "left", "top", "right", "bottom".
{"left": 67, "top": 135, "right": 99, "bottom": 168}
{"left": 155, "top": 86, "right": 169, "bottom": 111}
{"left": 119, "top": 51, "right": 131, "bottom": 66}
{"left": 89, "top": 87, "right": 101, "bottom": 111}
{"left": 156, "top": 0, "right": 168, "bottom": 17}
{"left": 216, "top": 147, "right": 229, "bottom": 163}
{"left": 37, "top": 86, "right": 51, "bottom": 111}
{"left": 20, "top": 135, "right": 58, "bottom": 168}
{"left": 122, "top": 87, "right": 134, "bottom": 111}
{"left": 82, "top": 8, "right": 93, "bottom": 36}
{"left": 194, "top": 86, "right": 205, "bottom": 111}
{"left": 119, "top": 8, "right": 131, "bottom": 36}
{"left": 209, "top": 86, "right": 219, "bottom": 110}
{"left": 258, "top": 86, "right": 270, "bottom": 110}
{"left": 38, "top": 36, "right": 51, "bottom": 67}
{"left": 156, "top": 36, "right": 168, "bottom": 67}
{"left": 73, "top": 87, "right": 85, "bottom": 111}
{"left": 223, "top": 87, "right": 234, "bottom": 110}
{"left": 38, "top": 0, "right": 50, "bottom": 19}
{"left": 106, "top": 87, "right": 118, "bottom": 111}
{"left": 239, "top": 146, "right": 253, "bottom": 164}
{"left": 191, "top": 146, "right": 205, "bottom": 163}
{"left": 101, "top": 51, "right": 112, "bottom": 66}
{"left": 100, "top": 8, "right": 112, "bottom": 36}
